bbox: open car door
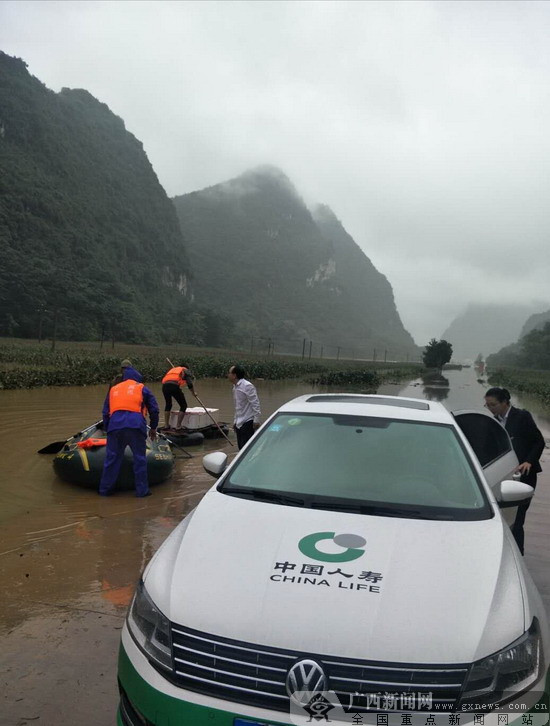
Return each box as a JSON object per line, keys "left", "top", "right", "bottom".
{"left": 453, "top": 410, "right": 519, "bottom": 526}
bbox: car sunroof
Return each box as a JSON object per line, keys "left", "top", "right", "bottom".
{"left": 305, "top": 395, "right": 430, "bottom": 410}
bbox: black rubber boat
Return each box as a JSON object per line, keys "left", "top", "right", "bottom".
{"left": 160, "top": 429, "right": 205, "bottom": 446}
{"left": 161, "top": 422, "right": 230, "bottom": 446}
{"left": 53, "top": 423, "right": 175, "bottom": 490}
{"left": 201, "top": 422, "right": 231, "bottom": 440}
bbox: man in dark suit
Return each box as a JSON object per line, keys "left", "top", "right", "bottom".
{"left": 485, "top": 387, "right": 545, "bottom": 554}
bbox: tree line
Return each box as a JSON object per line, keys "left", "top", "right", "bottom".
{"left": 488, "top": 322, "right": 550, "bottom": 370}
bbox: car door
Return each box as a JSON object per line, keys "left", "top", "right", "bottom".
{"left": 453, "top": 410, "right": 519, "bottom": 525}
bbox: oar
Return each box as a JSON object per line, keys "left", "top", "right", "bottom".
{"left": 165, "top": 357, "right": 234, "bottom": 446}
{"left": 194, "top": 393, "right": 234, "bottom": 446}
{"left": 37, "top": 420, "right": 103, "bottom": 454}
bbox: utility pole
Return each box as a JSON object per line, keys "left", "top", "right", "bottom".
{"left": 37, "top": 307, "right": 47, "bottom": 344}
{"left": 308, "top": 340, "right": 313, "bottom": 360}
{"left": 302, "top": 338, "right": 306, "bottom": 360}
{"left": 337, "top": 347, "right": 340, "bottom": 360}
{"left": 51, "top": 306, "right": 59, "bottom": 352}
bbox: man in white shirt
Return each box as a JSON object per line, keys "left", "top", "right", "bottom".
{"left": 227, "top": 365, "right": 261, "bottom": 449}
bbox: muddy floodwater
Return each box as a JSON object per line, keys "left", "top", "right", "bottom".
{"left": 1, "top": 369, "right": 549, "bottom": 725}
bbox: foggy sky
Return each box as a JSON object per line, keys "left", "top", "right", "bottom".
{"left": 2, "top": 0, "right": 550, "bottom": 345}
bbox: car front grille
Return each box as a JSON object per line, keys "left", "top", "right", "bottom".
{"left": 169, "top": 624, "right": 470, "bottom": 714}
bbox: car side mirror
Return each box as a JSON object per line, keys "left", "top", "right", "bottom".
{"left": 203, "top": 452, "right": 228, "bottom": 478}
{"left": 498, "top": 480, "right": 535, "bottom": 507}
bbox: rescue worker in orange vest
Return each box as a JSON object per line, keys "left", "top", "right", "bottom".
{"left": 161, "top": 363, "right": 197, "bottom": 430}
{"left": 99, "top": 364, "right": 159, "bottom": 497}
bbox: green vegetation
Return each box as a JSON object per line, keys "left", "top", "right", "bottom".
{"left": 0, "top": 52, "right": 214, "bottom": 345}
{"left": 307, "top": 368, "right": 416, "bottom": 387}
{"left": 0, "top": 339, "right": 422, "bottom": 390}
{"left": 487, "top": 322, "right": 550, "bottom": 371}
{"left": 422, "top": 339, "right": 453, "bottom": 369}
{"left": 520, "top": 323, "right": 550, "bottom": 369}
{"left": 488, "top": 367, "right": 550, "bottom": 406}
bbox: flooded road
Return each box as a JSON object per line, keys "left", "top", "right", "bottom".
{"left": 1, "top": 369, "right": 549, "bottom": 725}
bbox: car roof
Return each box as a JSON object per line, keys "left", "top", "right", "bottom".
{"left": 275, "top": 394, "right": 453, "bottom": 425}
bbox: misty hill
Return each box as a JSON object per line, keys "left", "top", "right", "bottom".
{"left": 172, "top": 167, "right": 418, "bottom": 356}
{"left": 441, "top": 303, "right": 542, "bottom": 361}
{"left": 519, "top": 309, "right": 550, "bottom": 339}
{"left": 0, "top": 52, "right": 190, "bottom": 342}
{"left": 486, "top": 307, "right": 550, "bottom": 368}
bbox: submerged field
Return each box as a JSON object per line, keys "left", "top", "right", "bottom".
{"left": 0, "top": 338, "right": 423, "bottom": 390}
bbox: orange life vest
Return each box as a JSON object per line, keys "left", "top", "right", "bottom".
{"left": 109, "top": 379, "right": 145, "bottom": 415}
{"left": 77, "top": 438, "right": 107, "bottom": 448}
{"left": 162, "top": 366, "right": 188, "bottom": 386}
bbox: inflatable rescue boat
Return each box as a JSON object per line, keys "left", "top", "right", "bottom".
{"left": 162, "top": 407, "right": 231, "bottom": 446}
{"left": 53, "top": 422, "right": 175, "bottom": 490}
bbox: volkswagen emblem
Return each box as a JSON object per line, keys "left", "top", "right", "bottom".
{"left": 286, "top": 659, "right": 328, "bottom": 706}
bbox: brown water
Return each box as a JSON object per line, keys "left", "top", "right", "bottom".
{"left": 0, "top": 378, "right": 320, "bottom": 524}
{"left": 1, "top": 369, "right": 549, "bottom": 725}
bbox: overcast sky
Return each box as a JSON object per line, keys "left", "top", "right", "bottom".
{"left": 2, "top": 0, "right": 550, "bottom": 344}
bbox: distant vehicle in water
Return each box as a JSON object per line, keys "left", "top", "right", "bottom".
{"left": 475, "top": 356, "right": 486, "bottom": 376}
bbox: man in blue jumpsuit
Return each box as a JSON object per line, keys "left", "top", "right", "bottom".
{"left": 99, "top": 364, "right": 159, "bottom": 497}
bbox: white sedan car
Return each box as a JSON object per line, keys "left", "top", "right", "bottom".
{"left": 117, "top": 394, "right": 549, "bottom": 726}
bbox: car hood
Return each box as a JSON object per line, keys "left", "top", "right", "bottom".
{"left": 145, "top": 490, "right": 526, "bottom": 664}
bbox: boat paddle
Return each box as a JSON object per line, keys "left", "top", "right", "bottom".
{"left": 37, "top": 420, "right": 103, "bottom": 454}
{"left": 193, "top": 393, "right": 234, "bottom": 446}
{"left": 165, "top": 357, "right": 234, "bottom": 446}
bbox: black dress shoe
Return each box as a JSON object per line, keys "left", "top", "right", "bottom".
{"left": 136, "top": 491, "right": 152, "bottom": 498}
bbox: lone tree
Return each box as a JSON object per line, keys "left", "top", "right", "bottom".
{"left": 423, "top": 339, "right": 453, "bottom": 369}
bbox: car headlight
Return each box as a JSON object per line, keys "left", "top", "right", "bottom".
{"left": 459, "top": 619, "right": 543, "bottom": 710}
{"left": 127, "top": 579, "right": 172, "bottom": 671}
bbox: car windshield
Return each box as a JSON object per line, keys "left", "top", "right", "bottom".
{"left": 221, "top": 413, "right": 491, "bottom": 520}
